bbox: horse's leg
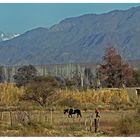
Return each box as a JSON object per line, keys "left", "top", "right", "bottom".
{"left": 77, "top": 113, "right": 79, "bottom": 118}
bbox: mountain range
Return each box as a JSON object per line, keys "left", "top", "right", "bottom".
{"left": 0, "top": 6, "right": 140, "bottom": 65}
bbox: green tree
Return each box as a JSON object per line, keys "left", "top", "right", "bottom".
{"left": 13, "top": 65, "right": 37, "bottom": 87}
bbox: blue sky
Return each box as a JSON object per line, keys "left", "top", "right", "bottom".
{"left": 0, "top": 3, "right": 140, "bottom": 33}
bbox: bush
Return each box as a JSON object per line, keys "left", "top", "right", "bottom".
{"left": 118, "top": 115, "right": 140, "bottom": 135}
{"left": 118, "top": 106, "right": 140, "bottom": 136}
{"left": 21, "top": 76, "right": 58, "bottom": 107}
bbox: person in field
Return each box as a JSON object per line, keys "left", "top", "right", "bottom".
{"left": 95, "top": 108, "right": 100, "bottom": 118}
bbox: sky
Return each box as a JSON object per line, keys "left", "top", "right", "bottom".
{"left": 0, "top": 3, "right": 140, "bottom": 33}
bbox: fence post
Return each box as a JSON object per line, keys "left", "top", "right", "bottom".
{"left": 0, "top": 111, "right": 2, "bottom": 120}
{"left": 85, "top": 119, "right": 88, "bottom": 131}
{"left": 94, "top": 118, "right": 100, "bottom": 133}
{"left": 50, "top": 110, "right": 53, "bottom": 125}
{"left": 39, "top": 111, "right": 42, "bottom": 123}
{"left": 10, "top": 111, "right": 13, "bottom": 127}
{"left": 62, "top": 114, "right": 64, "bottom": 131}
{"left": 90, "top": 119, "right": 93, "bottom": 131}
{"left": 1, "top": 112, "right": 4, "bottom": 120}
{"left": 89, "top": 114, "right": 93, "bottom": 131}
{"left": 45, "top": 110, "right": 48, "bottom": 123}
{"left": 79, "top": 117, "right": 81, "bottom": 129}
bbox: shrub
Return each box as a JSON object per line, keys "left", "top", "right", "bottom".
{"left": 21, "top": 76, "right": 58, "bottom": 107}
{"left": 118, "top": 106, "right": 140, "bottom": 135}
{"left": 118, "top": 115, "right": 140, "bottom": 135}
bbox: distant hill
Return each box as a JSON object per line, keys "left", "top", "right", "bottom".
{"left": 0, "top": 6, "right": 140, "bottom": 65}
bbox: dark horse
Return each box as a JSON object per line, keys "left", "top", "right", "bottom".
{"left": 64, "top": 108, "right": 82, "bottom": 118}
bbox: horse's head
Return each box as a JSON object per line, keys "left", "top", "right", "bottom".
{"left": 64, "top": 109, "right": 68, "bottom": 114}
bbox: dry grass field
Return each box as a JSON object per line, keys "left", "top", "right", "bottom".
{"left": 0, "top": 83, "right": 139, "bottom": 136}
{"left": 0, "top": 109, "right": 137, "bottom": 136}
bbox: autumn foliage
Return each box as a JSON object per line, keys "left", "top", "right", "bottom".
{"left": 57, "top": 88, "right": 129, "bottom": 106}
{"left": 97, "top": 47, "right": 133, "bottom": 88}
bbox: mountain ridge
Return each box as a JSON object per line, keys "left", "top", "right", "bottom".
{"left": 0, "top": 6, "right": 140, "bottom": 65}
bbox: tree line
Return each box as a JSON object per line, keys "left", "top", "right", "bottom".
{"left": 0, "top": 47, "right": 140, "bottom": 107}
{"left": 10, "top": 47, "right": 140, "bottom": 89}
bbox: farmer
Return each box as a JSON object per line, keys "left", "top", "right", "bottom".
{"left": 95, "top": 108, "right": 100, "bottom": 118}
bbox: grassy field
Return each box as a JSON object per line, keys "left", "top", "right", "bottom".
{"left": 0, "top": 109, "right": 137, "bottom": 136}
{"left": 0, "top": 83, "right": 139, "bottom": 136}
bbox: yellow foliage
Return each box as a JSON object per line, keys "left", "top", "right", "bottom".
{"left": 57, "top": 88, "right": 130, "bottom": 105}
{"left": 0, "top": 83, "right": 130, "bottom": 107}
{"left": 0, "top": 83, "right": 24, "bottom": 106}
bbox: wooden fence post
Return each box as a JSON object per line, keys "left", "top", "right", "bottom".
{"left": 1, "top": 112, "right": 4, "bottom": 120}
{"left": 89, "top": 114, "right": 93, "bottom": 131}
{"left": 0, "top": 111, "right": 2, "bottom": 120}
{"left": 79, "top": 117, "right": 81, "bottom": 129}
{"left": 94, "top": 118, "right": 100, "bottom": 133}
{"left": 50, "top": 110, "right": 53, "bottom": 125}
{"left": 90, "top": 119, "right": 93, "bottom": 131}
{"left": 39, "top": 111, "right": 42, "bottom": 123}
{"left": 85, "top": 119, "right": 88, "bottom": 131}
{"left": 45, "top": 110, "right": 48, "bottom": 123}
{"left": 61, "top": 113, "right": 65, "bottom": 131}
{"left": 10, "top": 111, "right": 13, "bottom": 127}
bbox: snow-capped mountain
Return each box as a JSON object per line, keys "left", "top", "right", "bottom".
{"left": 0, "top": 31, "right": 20, "bottom": 42}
